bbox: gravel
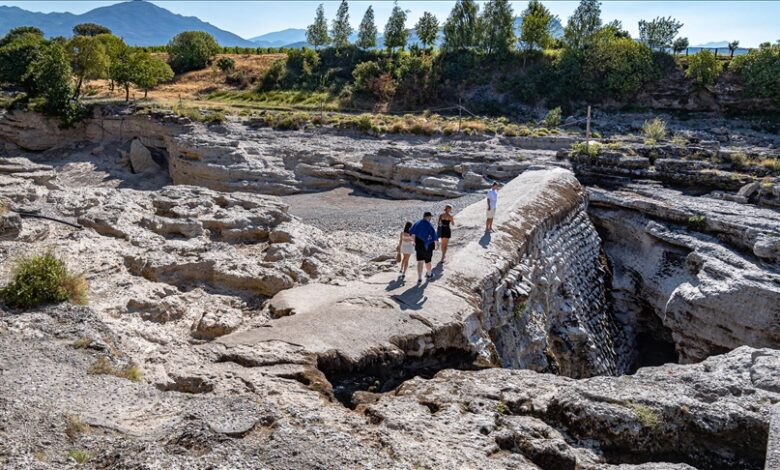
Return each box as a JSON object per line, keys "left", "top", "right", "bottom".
{"left": 282, "top": 187, "right": 485, "bottom": 237}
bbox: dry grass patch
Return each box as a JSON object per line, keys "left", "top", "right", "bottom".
{"left": 64, "top": 414, "right": 90, "bottom": 441}
{"left": 88, "top": 356, "right": 143, "bottom": 383}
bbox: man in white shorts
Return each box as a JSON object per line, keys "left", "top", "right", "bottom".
{"left": 486, "top": 182, "right": 499, "bottom": 232}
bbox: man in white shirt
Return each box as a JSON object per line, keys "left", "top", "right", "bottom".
{"left": 486, "top": 182, "right": 499, "bottom": 232}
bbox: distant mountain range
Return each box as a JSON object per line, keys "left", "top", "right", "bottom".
{"left": 250, "top": 17, "right": 564, "bottom": 49}
{"left": 0, "top": 0, "right": 255, "bottom": 47}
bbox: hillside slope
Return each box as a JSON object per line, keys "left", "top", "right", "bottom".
{"left": 0, "top": 0, "right": 254, "bottom": 46}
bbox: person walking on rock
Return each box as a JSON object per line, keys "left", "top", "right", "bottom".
{"left": 437, "top": 205, "right": 455, "bottom": 262}
{"left": 410, "top": 212, "right": 439, "bottom": 285}
{"left": 397, "top": 221, "right": 415, "bottom": 280}
{"left": 486, "top": 182, "right": 499, "bottom": 232}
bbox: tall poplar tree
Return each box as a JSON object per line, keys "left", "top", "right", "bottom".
{"left": 384, "top": 1, "right": 409, "bottom": 53}
{"left": 330, "top": 0, "right": 353, "bottom": 49}
{"left": 564, "top": 0, "right": 602, "bottom": 49}
{"left": 415, "top": 12, "right": 440, "bottom": 50}
{"left": 519, "top": 0, "right": 556, "bottom": 52}
{"left": 479, "top": 0, "right": 515, "bottom": 56}
{"left": 356, "top": 6, "right": 378, "bottom": 49}
{"left": 442, "top": 0, "right": 479, "bottom": 51}
{"left": 306, "top": 4, "right": 330, "bottom": 50}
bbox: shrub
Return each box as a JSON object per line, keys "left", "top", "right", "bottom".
{"left": 216, "top": 56, "right": 236, "bottom": 73}
{"left": 687, "top": 215, "right": 707, "bottom": 231}
{"left": 257, "top": 59, "right": 287, "bottom": 91}
{"left": 731, "top": 42, "right": 780, "bottom": 105}
{"left": 685, "top": 50, "right": 723, "bottom": 89}
{"left": 571, "top": 141, "right": 602, "bottom": 158}
{"left": 0, "top": 253, "right": 87, "bottom": 309}
{"left": 88, "top": 356, "right": 143, "bottom": 383}
{"left": 542, "top": 107, "right": 562, "bottom": 127}
{"left": 67, "top": 449, "right": 92, "bottom": 465}
{"left": 642, "top": 118, "right": 667, "bottom": 143}
{"left": 627, "top": 403, "right": 662, "bottom": 431}
{"left": 167, "top": 31, "right": 220, "bottom": 74}
{"left": 64, "top": 414, "right": 90, "bottom": 440}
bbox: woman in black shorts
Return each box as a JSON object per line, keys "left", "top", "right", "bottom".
{"left": 437, "top": 204, "right": 455, "bottom": 262}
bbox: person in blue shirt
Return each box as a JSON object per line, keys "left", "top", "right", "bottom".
{"left": 409, "top": 212, "right": 439, "bottom": 284}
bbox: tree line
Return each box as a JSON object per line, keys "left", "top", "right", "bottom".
{"left": 0, "top": 23, "right": 177, "bottom": 122}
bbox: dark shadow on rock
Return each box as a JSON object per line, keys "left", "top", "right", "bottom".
{"left": 431, "top": 263, "right": 445, "bottom": 280}
{"left": 385, "top": 277, "right": 406, "bottom": 291}
{"left": 479, "top": 232, "right": 492, "bottom": 248}
{"left": 390, "top": 284, "right": 428, "bottom": 311}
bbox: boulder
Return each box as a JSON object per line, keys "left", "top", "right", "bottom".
{"left": 129, "top": 139, "right": 161, "bottom": 174}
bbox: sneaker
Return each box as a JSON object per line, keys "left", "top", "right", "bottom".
{"left": 417, "top": 278, "right": 422, "bottom": 285}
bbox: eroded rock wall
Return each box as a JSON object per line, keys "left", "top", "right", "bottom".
{"left": 590, "top": 186, "right": 780, "bottom": 363}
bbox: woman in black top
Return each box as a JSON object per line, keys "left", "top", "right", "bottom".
{"left": 437, "top": 204, "right": 455, "bottom": 262}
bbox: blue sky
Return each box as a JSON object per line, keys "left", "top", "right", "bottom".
{"left": 1, "top": 1, "right": 778, "bottom": 46}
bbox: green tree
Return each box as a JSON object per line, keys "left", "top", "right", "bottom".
{"left": 586, "top": 33, "right": 654, "bottom": 100}
{"left": 415, "top": 12, "right": 439, "bottom": 50}
{"left": 564, "top": 0, "right": 602, "bottom": 49}
{"left": 731, "top": 42, "right": 780, "bottom": 104}
{"left": 73, "top": 23, "right": 112, "bottom": 37}
{"left": 25, "top": 42, "right": 73, "bottom": 115}
{"left": 67, "top": 35, "right": 109, "bottom": 97}
{"left": 479, "top": 0, "right": 514, "bottom": 56}
{"left": 519, "top": 0, "right": 557, "bottom": 52}
{"left": 685, "top": 50, "right": 722, "bottom": 89}
{"left": 356, "top": 6, "right": 378, "bottom": 49}
{"left": 330, "top": 0, "right": 353, "bottom": 50}
{"left": 442, "top": 0, "right": 479, "bottom": 51}
{"left": 0, "top": 26, "right": 43, "bottom": 47}
{"left": 306, "top": 4, "right": 330, "bottom": 50}
{"left": 95, "top": 33, "right": 127, "bottom": 91}
{"left": 638, "top": 16, "right": 683, "bottom": 51}
{"left": 131, "top": 52, "right": 174, "bottom": 98}
{"left": 728, "top": 40, "right": 740, "bottom": 58}
{"left": 672, "top": 37, "right": 689, "bottom": 55}
{"left": 0, "top": 29, "right": 45, "bottom": 91}
{"left": 384, "top": 1, "right": 409, "bottom": 53}
{"left": 167, "top": 31, "right": 220, "bottom": 73}
{"left": 112, "top": 47, "right": 135, "bottom": 102}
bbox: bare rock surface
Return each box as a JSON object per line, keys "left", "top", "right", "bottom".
{"left": 2, "top": 107, "right": 780, "bottom": 469}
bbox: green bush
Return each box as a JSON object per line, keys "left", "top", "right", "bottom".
{"left": 687, "top": 215, "right": 707, "bottom": 231}
{"left": 571, "top": 141, "right": 602, "bottom": 158}
{"left": 257, "top": 59, "right": 287, "bottom": 91}
{"left": 685, "top": 50, "right": 722, "bottom": 89}
{"left": 642, "top": 118, "right": 667, "bottom": 143}
{"left": 216, "top": 56, "right": 236, "bottom": 73}
{"left": 167, "top": 31, "right": 220, "bottom": 74}
{"left": 731, "top": 42, "right": 780, "bottom": 105}
{"left": 352, "top": 60, "right": 383, "bottom": 90}
{"left": 542, "top": 107, "right": 562, "bottom": 127}
{"left": 0, "top": 253, "right": 87, "bottom": 309}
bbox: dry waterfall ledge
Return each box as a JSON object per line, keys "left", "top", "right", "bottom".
{"left": 217, "top": 168, "right": 632, "bottom": 404}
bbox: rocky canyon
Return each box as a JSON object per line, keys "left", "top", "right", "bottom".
{"left": 1, "top": 107, "right": 779, "bottom": 470}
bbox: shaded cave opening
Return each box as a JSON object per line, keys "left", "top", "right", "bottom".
{"left": 317, "top": 348, "right": 480, "bottom": 409}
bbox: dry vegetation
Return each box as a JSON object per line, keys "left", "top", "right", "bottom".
{"left": 87, "top": 356, "right": 143, "bottom": 383}
{"left": 85, "top": 53, "right": 284, "bottom": 103}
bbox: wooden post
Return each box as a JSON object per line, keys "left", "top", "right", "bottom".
{"left": 458, "top": 96, "right": 462, "bottom": 134}
{"left": 585, "top": 105, "right": 592, "bottom": 140}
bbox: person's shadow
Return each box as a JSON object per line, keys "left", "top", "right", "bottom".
{"left": 391, "top": 283, "right": 428, "bottom": 310}
{"left": 385, "top": 277, "right": 405, "bottom": 291}
{"left": 431, "top": 262, "right": 445, "bottom": 280}
{"left": 479, "top": 232, "right": 492, "bottom": 248}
